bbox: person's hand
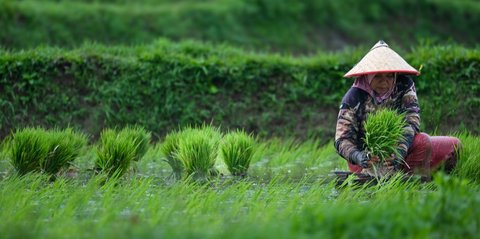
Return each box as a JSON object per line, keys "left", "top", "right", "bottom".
{"left": 351, "top": 151, "right": 370, "bottom": 168}
{"left": 370, "top": 154, "right": 396, "bottom": 171}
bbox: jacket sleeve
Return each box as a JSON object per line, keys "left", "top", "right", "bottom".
{"left": 334, "top": 89, "right": 364, "bottom": 163}
{"left": 397, "top": 83, "right": 421, "bottom": 159}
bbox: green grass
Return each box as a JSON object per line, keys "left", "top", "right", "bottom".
{"left": 95, "top": 128, "right": 137, "bottom": 178}
{"left": 160, "top": 129, "right": 185, "bottom": 180}
{"left": 364, "top": 108, "right": 407, "bottom": 161}
{"left": 2, "top": 0, "right": 480, "bottom": 52}
{"left": 6, "top": 127, "right": 87, "bottom": 176}
{"left": 8, "top": 127, "right": 47, "bottom": 175}
{"left": 176, "top": 125, "right": 222, "bottom": 181}
{"left": 363, "top": 108, "right": 407, "bottom": 177}
{"left": 39, "top": 128, "right": 88, "bottom": 176}
{"left": 1, "top": 40, "right": 479, "bottom": 143}
{"left": 94, "top": 126, "right": 151, "bottom": 178}
{"left": 0, "top": 129, "right": 479, "bottom": 238}
{"left": 220, "top": 130, "right": 255, "bottom": 176}
{"left": 119, "top": 125, "right": 151, "bottom": 161}
{"left": 0, "top": 169, "right": 478, "bottom": 238}
{"left": 1, "top": 0, "right": 479, "bottom": 235}
{"left": 453, "top": 132, "right": 480, "bottom": 182}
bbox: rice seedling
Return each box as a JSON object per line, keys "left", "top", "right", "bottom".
{"left": 7, "top": 127, "right": 87, "bottom": 177}
{"left": 2, "top": 132, "right": 480, "bottom": 239}
{"left": 160, "top": 129, "right": 184, "bottom": 180}
{"left": 0, "top": 141, "right": 9, "bottom": 174}
{"left": 119, "top": 126, "right": 151, "bottom": 161}
{"left": 220, "top": 130, "right": 255, "bottom": 176}
{"left": 363, "top": 108, "right": 407, "bottom": 177}
{"left": 8, "top": 127, "right": 49, "bottom": 175}
{"left": 95, "top": 128, "right": 137, "bottom": 178}
{"left": 452, "top": 132, "right": 480, "bottom": 182}
{"left": 39, "top": 128, "right": 88, "bottom": 176}
{"left": 176, "top": 125, "right": 222, "bottom": 181}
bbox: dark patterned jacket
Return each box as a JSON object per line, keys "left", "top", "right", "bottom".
{"left": 334, "top": 75, "right": 420, "bottom": 164}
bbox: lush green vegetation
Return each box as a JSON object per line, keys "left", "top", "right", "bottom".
{"left": 363, "top": 109, "right": 406, "bottom": 177}
{"left": 175, "top": 125, "right": 222, "bottom": 181}
{"left": 95, "top": 127, "right": 151, "bottom": 178}
{"left": 1, "top": 0, "right": 479, "bottom": 238}
{"left": 364, "top": 109, "right": 406, "bottom": 161}
{"left": 6, "top": 127, "right": 87, "bottom": 176}
{"left": 1, "top": 0, "right": 480, "bottom": 52}
{"left": 220, "top": 129, "right": 255, "bottom": 176}
{"left": 160, "top": 129, "right": 185, "bottom": 180}
{"left": 1, "top": 173, "right": 479, "bottom": 238}
{"left": 1, "top": 40, "right": 479, "bottom": 142}
{"left": 0, "top": 129, "right": 479, "bottom": 238}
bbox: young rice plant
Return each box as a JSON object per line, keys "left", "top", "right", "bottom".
{"left": 9, "top": 128, "right": 48, "bottom": 175}
{"left": 119, "top": 126, "right": 151, "bottom": 161}
{"left": 220, "top": 130, "right": 255, "bottom": 176}
{"left": 363, "top": 108, "right": 407, "bottom": 176}
{"left": 95, "top": 128, "right": 137, "bottom": 178}
{"left": 8, "top": 127, "right": 87, "bottom": 176}
{"left": 161, "top": 129, "right": 184, "bottom": 180}
{"left": 39, "top": 128, "right": 88, "bottom": 176}
{"left": 176, "top": 125, "right": 222, "bottom": 181}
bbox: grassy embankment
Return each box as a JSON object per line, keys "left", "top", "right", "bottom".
{"left": 1, "top": 40, "right": 479, "bottom": 141}
{"left": 1, "top": 0, "right": 480, "bottom": 52}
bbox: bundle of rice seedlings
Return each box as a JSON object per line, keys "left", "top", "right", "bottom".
{"left": 95, "top": 128, "right": 136, "bottom": 178}
{"left": 8, "top": 127, "right": 87, "bottom": 177}
{"left": 9, "top": 128, "right": 48, "bottom": 175}
{"left": 363, "top": 108, "right": 407, "bottom": 177}
{"left": 220, "top": 130, "right": 255, "bottom": 177}
{"left": 176, "top": 125, "right": 222, "bottom": 181}
{"left": 40, "top": 128, "right": 87, "bottom": 176}
{"left": 160, "top": 129, "right": 184, "bottom": 180}
{"left": 119, "top": 126, "right": 151, "bottom": 161}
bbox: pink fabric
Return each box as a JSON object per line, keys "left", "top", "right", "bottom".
{"left": 402, "top": 133, "right": 432, "bottom": 174}
{"left": 429, "top": 136, "right": 461, "bottom": 171}
{"left": 352, "top": 74, "right": 396, "bottom": 103}
{"left": 348, "top": 160, "right": 363, "bottom": 173}
{"left": 347, "top": 133, "right": 462, "bottom": 174}
{"left": 352, "top": 74, "right": 377, "bottom": 98}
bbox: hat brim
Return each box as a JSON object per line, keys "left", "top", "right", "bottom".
{"left": 344, "top": 41, "right": 420, "bottom": 78}
{"left": 344, "top": 69, "right": 420, "bottom": 78}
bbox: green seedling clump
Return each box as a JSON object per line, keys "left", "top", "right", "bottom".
{"left": 161, "top": 129, "right": 185, "bottom": 180}
{"left": 119, "top": 126, "right": 151, "bottom": 161}
{"left": 8, "top": 127, "right": 87, "bottom": 177}
{"left": 9, "top": 128, "right": 47, "bottom": 175}
{"left": 40, "top": 128, "right": 88, "bottom": 176}
{"left": 95, "top": 128, "right": 137, "bottom": 178}
{"left": 220, "top": 130, "right": 255, "bottom": 177}
{"left": 176, "top": 125, "right": 222, "bottom": 181}
{"left": 95, "top": 126, "right": 151, "bottom": 178}
{"left": 363, "top": 108, "right": 407, "bottom": 176}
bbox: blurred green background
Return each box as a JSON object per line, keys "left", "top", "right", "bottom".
{"left": 2, "top": 0, "right": 480, "bottom": 53}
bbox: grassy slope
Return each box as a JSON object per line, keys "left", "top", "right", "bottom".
{"left": 1, "top": 40, "right": 479, "bottom": 141}
{"left": 1, "top": 0, "right": 480, "bottom": 52}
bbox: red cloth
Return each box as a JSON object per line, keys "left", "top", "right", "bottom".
{"left": 348, "top": 133, "right": 461, "bottom": 174}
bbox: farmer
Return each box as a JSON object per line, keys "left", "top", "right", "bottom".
{"left": 334, "top": 40, "right": 461, "bottom": 176}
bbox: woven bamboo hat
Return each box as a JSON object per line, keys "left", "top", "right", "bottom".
{"left": 344, "top": 40, "right": 420, "bottom": 78}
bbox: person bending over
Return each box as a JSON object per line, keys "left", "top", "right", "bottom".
{"left": 334, "top": 40, "right": 461, "bottom": 176}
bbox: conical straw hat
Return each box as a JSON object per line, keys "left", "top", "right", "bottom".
{"left": 344, "top": 40, "right": 419, "bottom": 78}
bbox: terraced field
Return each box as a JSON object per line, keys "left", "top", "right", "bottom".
{"left": 1, "top": 0, "right": 479, "bottom": 238}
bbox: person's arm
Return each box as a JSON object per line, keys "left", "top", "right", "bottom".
{"left": 334, "top": 89, "right": 369, "bottom": 168}
{"left": 397, "top": 83, "right": 421, "bottom": 161}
